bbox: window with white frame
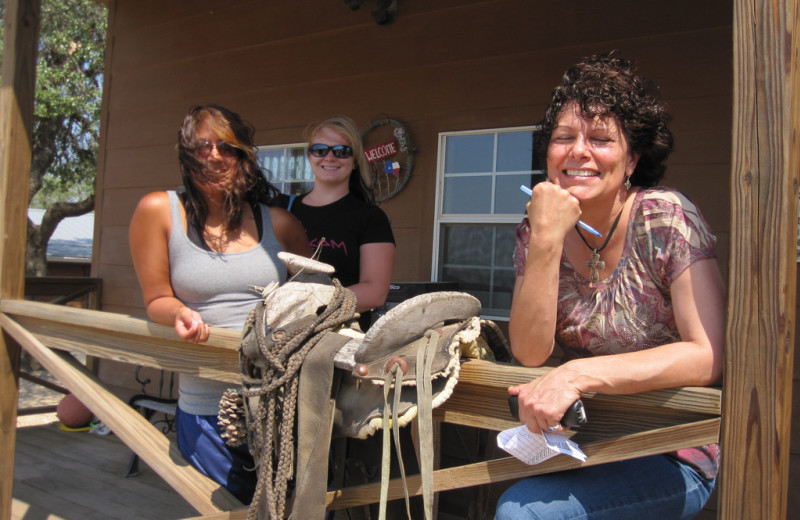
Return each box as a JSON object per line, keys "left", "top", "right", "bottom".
{"left": 256, "top": 143, "right": 314, "bottom": 195}
{"left": 433, "top": 127, "right": 545, "bottom": 319}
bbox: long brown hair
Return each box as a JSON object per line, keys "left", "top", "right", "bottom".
{"left": 177, "top": 104, "right": 279, "bottom": 233}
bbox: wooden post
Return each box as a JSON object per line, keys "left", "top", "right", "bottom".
{"left": 0, "top": 0, "right": 40, "bottom": 519}
{"left": 721, "top": 0, "right": 800, "bottom": 518}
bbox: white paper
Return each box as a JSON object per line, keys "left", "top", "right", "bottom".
{"left": 497, "top": 424, "right": 587, "bottom": 465}
{"left": 542, "top": 430, "right": 587, "bottom": 462}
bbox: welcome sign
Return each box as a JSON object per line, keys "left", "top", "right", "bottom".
{"left": 361, "top": 118, "right": 415, "bottom": 201}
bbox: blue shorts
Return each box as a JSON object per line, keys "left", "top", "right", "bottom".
{"left": 175, "top": 407, "right": 257, "bottom": 504}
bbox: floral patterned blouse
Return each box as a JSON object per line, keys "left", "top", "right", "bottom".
{"left": 513, "top": 186, "right": 720, "bottom": 479}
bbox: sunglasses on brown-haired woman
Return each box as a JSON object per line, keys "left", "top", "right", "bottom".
{"left": 196, "top": 141, "right": 237, "bottom": 158}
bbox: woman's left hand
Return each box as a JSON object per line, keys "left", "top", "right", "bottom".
{"left": 508, "top": 363, "right": 584, "bottom": 433}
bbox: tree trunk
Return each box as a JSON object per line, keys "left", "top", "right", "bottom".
{"left": 25, "top": 194, "right": 95, "bottom": 276}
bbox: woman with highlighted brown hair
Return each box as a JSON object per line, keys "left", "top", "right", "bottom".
{"left": 129, "top": 104, "right": 309, "bottom": 503}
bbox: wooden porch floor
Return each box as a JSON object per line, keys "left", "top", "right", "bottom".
{"left": 12, "top": 370, "right": 197, "bottom": 520}
{"left": 13, "top": 421, "right": 198, "bottom": 520}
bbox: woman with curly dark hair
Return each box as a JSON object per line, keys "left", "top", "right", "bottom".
{"left": 129, "top": 104, "right": 309, "bottom": 503}
{"left": 496, "top": 54, "right": 724, "bottom": 519}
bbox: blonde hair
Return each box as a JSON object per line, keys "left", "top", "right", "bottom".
{"left": 304, "top": 115, "right": 374, "bottom": 203}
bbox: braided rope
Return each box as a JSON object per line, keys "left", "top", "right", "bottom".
{"left": 242, "top": 279, "right": 356, "bottom": 520}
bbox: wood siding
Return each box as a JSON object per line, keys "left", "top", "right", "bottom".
{"left": 96, "top": 0, "right": 733, "bottom": 317}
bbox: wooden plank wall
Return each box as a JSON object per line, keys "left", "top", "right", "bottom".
{"left": 95, "top": 0, "right": 733, "bottom": 318}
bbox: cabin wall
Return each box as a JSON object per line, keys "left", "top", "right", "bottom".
{"left": 95, "top": 0, "right": 733, "bottom": 319}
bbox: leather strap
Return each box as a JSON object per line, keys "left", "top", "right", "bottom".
{"left": 377, "top": 330, "right": 441, "bottom": 520}
{"left": 380, "top": 363, "right": 412, "bottom": 519}
{"left": 290, "top": 332, "right": 351, "bottom": 519}
{"left": 416, "top": 329, "right": 440, "bottom": 520}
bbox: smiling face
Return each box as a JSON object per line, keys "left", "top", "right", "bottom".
{"left": 194, "top": 121, "right": 238, "bottom": 190}
{"left": 547, "top": 103, "right": 639, "bottom": 205}
{"left": 308, "top": 125, "right": 356, "bottom": 188}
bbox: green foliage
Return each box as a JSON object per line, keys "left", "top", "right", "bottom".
{"left": 2, "top": 0, "right": 106, "bottom": 274}
{"left": 1, "top": 3, "right": 5, "bottom": 66}
{"left": 1, "top": 0, "right": 107, "bottom": 207}
{"left": 31, "top": 0, "right": 107, "bottom": 206}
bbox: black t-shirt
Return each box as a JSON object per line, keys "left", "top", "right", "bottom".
{"left": 285, "top": 193, "right": 395, "bottom": 287}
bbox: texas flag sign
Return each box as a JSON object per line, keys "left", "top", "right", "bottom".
{"left": 383, "top": 160, "right": 401, "bottom": 177}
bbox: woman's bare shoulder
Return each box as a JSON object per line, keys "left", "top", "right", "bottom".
{"left": 136, "top": 191, "right": 170, "bottom": 211}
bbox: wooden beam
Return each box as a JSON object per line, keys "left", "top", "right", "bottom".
{"left": 722, "top": 0, "right": 800, "bottom": 518}
{"left": 1, "top": 314, "right": 243, "bottom": 515}
{"left": 1, "top": 300, "right": 725, "bottom": 418}
{"left": 1, "top": 298, "right": 242, "bottom": 383}
{"left": 185, "top": 418, "right": 720, "bottom": 519}
{"left": 0, "top": 1, "right": 40, "bottom": 519}
{"left": 437, "top": 358, "right": 720, "bottom": 440}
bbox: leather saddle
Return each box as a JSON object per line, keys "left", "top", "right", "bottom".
{"left": 231, "top": 253, "right": 510, "bottom": 519}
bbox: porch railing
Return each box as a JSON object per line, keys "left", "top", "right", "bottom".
{"left": 1, "top": 298, "right": 720, "bottom": 518}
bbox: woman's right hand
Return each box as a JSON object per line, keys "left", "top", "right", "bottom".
{"left": 526, "top": 181, "right": 582, "bottom": 244}
{"left": 174, "top": 306, "right": 210, "bottom": 343}
{"left": 510, "top": 182, "right": 579, "bottom": 366}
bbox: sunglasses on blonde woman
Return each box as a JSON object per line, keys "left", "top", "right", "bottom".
{"left": 195, "top": 141, "right": 238, "bottom": 158}
{"left": 308, "top": 143, "right": 354, "bottom": 158}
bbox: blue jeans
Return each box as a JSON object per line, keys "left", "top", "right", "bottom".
{"left": 494, "top": 454, "right": 715, "bottom": 520}
{"left": 175, "top": 407, "right": 257, "bottom": 504}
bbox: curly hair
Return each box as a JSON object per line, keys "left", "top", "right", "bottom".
{"left": 303, "top": 115, "right": 375, "bottom": 204}
{"left": 177, "top": 104, "right": 279, "bottom": 234}
{"left": 537, "top": 52, "right": 674, "bottom": 187}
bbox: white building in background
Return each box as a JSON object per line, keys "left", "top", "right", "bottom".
{"left": 27, "top": 209, "right": 94, "bottom": 265}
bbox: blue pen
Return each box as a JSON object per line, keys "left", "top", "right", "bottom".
{"left": 519, "top": 185, "right": 603, "bottom": 237}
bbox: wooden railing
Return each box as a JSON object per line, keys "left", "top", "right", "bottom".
{"left": 1, "top": 298, "right": 720, "bottom": 518}
{"left": 17, "top": 277, "right": 103, "bottom": 416}
{"left": 24, "top": 276, "right": 102, "bottom": 308}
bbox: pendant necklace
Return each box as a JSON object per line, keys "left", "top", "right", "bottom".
{"left": 575, "top": 207, "right": 624, "bottom": 285}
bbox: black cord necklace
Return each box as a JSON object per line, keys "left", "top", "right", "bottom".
{"left": 575, "top": 207, "right": 624, "bottom": 285}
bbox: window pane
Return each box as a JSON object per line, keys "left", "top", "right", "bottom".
{"left": 496, "top": 131, "right": 533, "bottom": 172}
{"left": 257, "top": 146, "right": 314, "bottom": 195}
{"left": 258, "top": 149, "right": 285, "bottom": 180}
{"left": 438, "top": 223, "right": 517, "bottom": 317}
{"left": 441, "top": 266, "right": 491, "bottom": 309}
{"left": 443, "top": 176, "right": 492, "bottom": 214}
{"left": 495, "top": 174, "right": 534, "bottom": 215}
{"left": 493, "top": 224, "right": 517, "bottom": 267}
{"left": 444, "top": 134, "right": 494, "bottom": 173}
{"left": 531, "top": 132, "right": 546, "bottom": 170}
{"left": 436, "top": 128, "right": 540, "bottom": 318}
{"left": 286, "top": 148, "right": 312, "bottom": 181}
{"left": 440, "top": 224, "right": 493, "bottom": 266}
{"left": 489, "top": 269, "right": 516, "bottom": 317}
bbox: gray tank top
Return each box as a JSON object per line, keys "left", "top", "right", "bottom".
{"left": 167, "top": 191, "right": 286, "bottom": 415}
